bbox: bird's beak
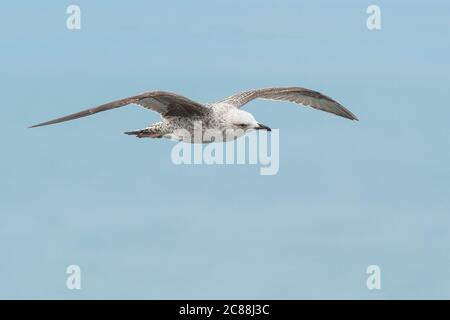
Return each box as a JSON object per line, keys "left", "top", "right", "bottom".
{"left": 256, "top": 123, "right": 271, "bottom": 131}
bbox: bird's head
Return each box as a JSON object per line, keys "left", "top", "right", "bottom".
{"left": 224, "top": 109, "right": 271, "bottom": 136}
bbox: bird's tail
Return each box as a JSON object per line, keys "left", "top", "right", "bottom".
{"left": 124, "top": 128, "right": 162, "bottom": 138}
{"left": 124, "top": 130, "right": 141, "bottom": 136}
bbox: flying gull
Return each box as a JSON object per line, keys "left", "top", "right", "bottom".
{"left": 30, "top": 87, "right": 358, "bottom": 143}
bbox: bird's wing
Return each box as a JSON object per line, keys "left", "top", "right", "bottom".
{"left": 221, "top": 87, "right": 358, "bottom": 121}
{"left": 29, "top": 91, "right": 207, "bottom": 128}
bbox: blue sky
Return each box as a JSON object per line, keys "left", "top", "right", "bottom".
{"left": 1, "top": 1, "right": 449, "bottom": 299}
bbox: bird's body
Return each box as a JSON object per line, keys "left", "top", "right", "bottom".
{"left": 124, "top": 103, "right": 258, "bottom": 143}
{"left": 30, "top": 87, "right": 358, "bottom": 143}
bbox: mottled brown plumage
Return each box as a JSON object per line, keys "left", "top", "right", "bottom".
{"left": 30, "top": 86, "right": 358, "bottom": 143}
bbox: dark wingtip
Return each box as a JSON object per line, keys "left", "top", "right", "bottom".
{"left": 28, "top": 118, "right": 68, "bottom": 128}
{"left": 335, "top": 112, "right": 358, "bottom": 121}
{"left": 340, "top": 109, "right": 359, "bottom": 121}
{"left": 28, "top": 122, "right": 50, "bottom": 128}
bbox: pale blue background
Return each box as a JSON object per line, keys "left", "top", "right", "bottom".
{"left": 1, "top": 1, "right": 449, "bottom": 299}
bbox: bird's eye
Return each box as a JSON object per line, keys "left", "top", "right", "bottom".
{"left": 236, "top": 123, "right": 247, "bottom": 128}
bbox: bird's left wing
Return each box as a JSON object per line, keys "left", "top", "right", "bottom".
{"left": 221, "top": 87, "right": 358, "bottom": 121}
{"left": 29, "top": 91, "right": 207, "bottom": 128}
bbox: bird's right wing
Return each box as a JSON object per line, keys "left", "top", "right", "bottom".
{"left": 221, "top": 87, "right": 358, "bottom": 121}
{"left": 30, "top": 91, "right": 207, "bottom": 128}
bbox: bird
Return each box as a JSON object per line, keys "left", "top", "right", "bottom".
{"left": 30, "top": 86, "right": 358, "bottom": 143}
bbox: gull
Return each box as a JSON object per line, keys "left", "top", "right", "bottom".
{"left": 30, "top": 86, "right": 358, "bottom": 143}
